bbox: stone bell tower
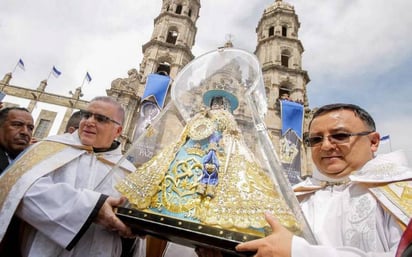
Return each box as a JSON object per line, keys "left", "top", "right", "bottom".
{"left": 136, "top": 0, "right": 201, "bottom": 95}
{"left": 108, "top": 0, "right": 201, "bottom": 149}
{"left": 255, "top": 0, "right": 312, "bottom": 178}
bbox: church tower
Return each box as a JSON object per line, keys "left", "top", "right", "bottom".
{"left": 255, "top": 0, "right": 311, "bottom": 179}
{"left": 137, "top": 0, "right": 200, "bottom": 93}
{"left": 107, "top": 0, "right": 201, "bottom": 148}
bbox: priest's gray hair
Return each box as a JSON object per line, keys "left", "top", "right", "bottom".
{"left": 90, "top": 96, "right": 125, "bottom": 124}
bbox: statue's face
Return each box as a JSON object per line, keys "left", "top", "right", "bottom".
{"left": 211, "top": 97, "right": 225, "bottom": 110}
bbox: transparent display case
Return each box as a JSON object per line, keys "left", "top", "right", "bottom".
{"left": 113, "top": 48, "right": 316, "bottom": 255}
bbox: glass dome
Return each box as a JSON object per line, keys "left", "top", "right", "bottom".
{"left": 112, "top": 47, "right": 316, "bottom": 254}
{"left": 171, "top": 47, "right": 267, "bottom": 121}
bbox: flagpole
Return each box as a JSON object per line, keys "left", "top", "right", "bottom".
{"left": 47, "top": 69, "right": 52, "bottom": 81}
{"left": 80, "top": 75, "right": 86, "bottom": 90}
{"left": 12, "top": 63, "right": 18, "bottom": 73}
{"left": 81, "top": 72, "right": 92, "bottom": 91}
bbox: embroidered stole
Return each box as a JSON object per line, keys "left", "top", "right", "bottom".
{"left": 0, "top": 141, "right": 83, "bottom": 241}
{"left": 368, "top": 180, "right": 412, "bottom": 227}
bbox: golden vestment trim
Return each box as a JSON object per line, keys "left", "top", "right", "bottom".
{"left": 0, "top": 141, "right": 69, "bottom": 211}
{"left": 0, "top": 140, "right": 95, "bottom": 241}
{"left": 368, "top": 180, "right": 412, "bottom": 227}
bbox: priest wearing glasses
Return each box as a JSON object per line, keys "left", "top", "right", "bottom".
{"left": 0, "top": 96, "right": 146, "bottom": 257}
{"left": 235, "top": 103, "right": 412, "bottom": 257}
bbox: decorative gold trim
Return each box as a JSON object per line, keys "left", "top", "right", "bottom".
{"left": 372, "top": 181, "right": 412, "bottom": 219}
{"left": 187, "top": 116, "right": 215, "bottom": 141}
{"left": 0, "top": 141, "right": 68, "bottom": 210}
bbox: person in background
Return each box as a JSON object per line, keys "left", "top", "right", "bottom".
{"left": 0, "top": 107, "right": 34, "bottom": 174}
{"left": 235, "top": 103, "right": 412, "bottom": 257}
{"left": 65, "top": 110, "right": 82, "bottom": 133}
{"left": 0, "top": 96, "right": 145, "bottom": 257}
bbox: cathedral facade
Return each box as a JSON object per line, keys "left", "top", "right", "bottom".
{"left": 0, "top": 0, "right": 313, "bottom": 177}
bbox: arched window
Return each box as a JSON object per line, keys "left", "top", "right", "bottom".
{"left": 268, "top": 26, "right": 275, "bottom": 37}
{"left": 166, "top": 29, "right": 178, "bottom": 44}
{"left": 175, "top": 4, "right": 182, "bottom": 14}
{"left": 188, "top": 9, "right": 192, "bottom": 17}
{"left": 279, "top": 87, "right": 291, "bottom": 101}
{"left": 282, "top": 25, "right": 288, "bottom": 37}
{"left": 281, "top": 49, "right": 291, "bottom": 68}
{"left": 156, "top": 62, "right": 171, "bottom": 76}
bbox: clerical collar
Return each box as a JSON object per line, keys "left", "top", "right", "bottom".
{"left": 93, "top": 141, "right": 120, "bottom": 153}
{"left": 321, "top": 178, "right": 351, "bottom": 187}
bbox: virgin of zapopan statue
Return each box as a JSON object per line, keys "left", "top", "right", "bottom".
{"left": 115, "top": 48, "right": 314, "bottom": 242}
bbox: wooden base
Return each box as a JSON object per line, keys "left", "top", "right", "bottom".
{"left": 115, "top": 207, "right": 258, "bottom": 257}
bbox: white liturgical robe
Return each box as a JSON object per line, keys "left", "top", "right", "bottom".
{"left": 0, "top": 132, "right": 145, "bottom": 257}
{"left": 146, "top": 151, "right": 412, "bottom": 257}
{"left": 292, "top": 150, "right": 412, "bottom": 257}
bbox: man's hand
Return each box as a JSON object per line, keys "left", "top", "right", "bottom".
{"left": 95, "top": 196, "right": 134, "bottom": 238}
{"left": 235, "top": 212, "right": 293, "bottom": 257}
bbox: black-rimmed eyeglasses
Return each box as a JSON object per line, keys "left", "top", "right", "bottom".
{"left": 304, "top": 131, "right": 375, "bottom": 147}
{"left": 80, "top": 110, "right": 120, "bottom": 125}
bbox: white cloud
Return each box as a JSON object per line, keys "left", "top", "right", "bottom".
{"left": 292, "top": 0, "right": 412, "bottom": 77}
{"left": 0, "top": 0, "right": 411, "bottom": 163}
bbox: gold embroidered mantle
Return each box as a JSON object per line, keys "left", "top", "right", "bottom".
{"left": 116, "top": 108, "right": 302, "bottom": 236}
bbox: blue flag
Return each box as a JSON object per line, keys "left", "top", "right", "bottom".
{"left": 280, "top": 100, "right": 304, "bottom": 139}
{"left": 17, "top": 58, "right": 25, "bottom": 70}
{"left": 85, "top": 72, "right": 92, "bottom": 83}
{"left": 52, "top": 66, "right": 62, "bottom": 78}
{"left": 142, "top": 73, "right": 171, "bottom": 108}
{"left": 380, "top": 135, "right": 390, "bottom": 141}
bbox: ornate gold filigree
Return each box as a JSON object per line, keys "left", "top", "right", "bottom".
{"left": 188, "top": 116, "right": 215, "bottom": 140}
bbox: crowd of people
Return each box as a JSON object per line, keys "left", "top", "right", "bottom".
{"left": 0, "top": 98, "right": 410, "bottom": 257}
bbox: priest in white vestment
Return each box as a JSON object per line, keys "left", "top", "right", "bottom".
{"left": 0, "top": 96, "right": 145, "bottom": 257}
{"left": 234, "top": 103, "right": 412, "bottom": 257}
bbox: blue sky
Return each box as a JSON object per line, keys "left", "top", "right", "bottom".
{"left": 0, "top": 0, "right": 411, "bottom": 163}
